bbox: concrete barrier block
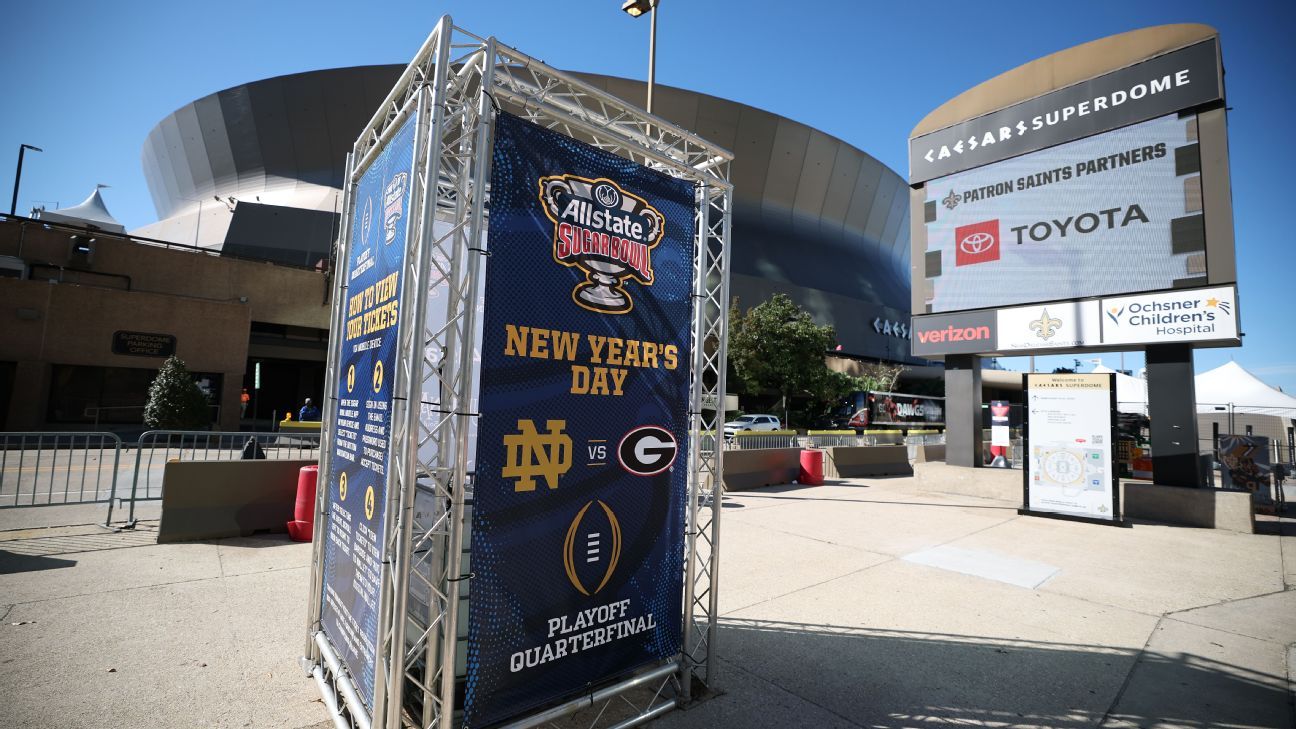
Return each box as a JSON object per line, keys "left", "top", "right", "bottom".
{"left": 912, "top": 444, "right": 946, "bottom": 463}
{"left": 1123, "top": 482, "right": 1255, "bottom": 533}
{"left": 157, "top": 459, "right": 317, "bottom": 543}
{"left": 913, "top": 461, "right": 1020, "bottom": 502}
{"left": 722, "top": 448, "right": 801, "bottom": 491}
{"left": 831, "top": 446, "right": 913, "bottom": 478}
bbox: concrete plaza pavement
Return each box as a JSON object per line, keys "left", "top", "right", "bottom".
{"left": 1, "top": 473, "right": 1292, "bottom": 728}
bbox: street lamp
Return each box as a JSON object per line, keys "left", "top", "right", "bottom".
{"left": 621, "top": 0, "right": 659, "bottom": 113}
{"left": 10, "top": 143, "right": 43, "bottom": 216}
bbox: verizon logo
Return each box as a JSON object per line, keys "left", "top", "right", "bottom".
{"left": 916, "top": 325, "right": 992, "bottom": 344}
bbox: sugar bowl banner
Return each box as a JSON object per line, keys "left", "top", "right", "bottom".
{"left": 464, "top": 112, "right": 696, "bottom": 727}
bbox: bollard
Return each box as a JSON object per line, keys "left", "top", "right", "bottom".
{"left": 287, "top": 465, "right": 319, "bottom": 541}
{"left": 799, "top": 449, "right": 825, "bottom": 486}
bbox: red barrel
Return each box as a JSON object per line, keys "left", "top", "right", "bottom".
{"left": 799, "top": 449, "right": 825, "bottom": 486}
{"left": 286, "top": 465, "right": 319, "bottom": 542}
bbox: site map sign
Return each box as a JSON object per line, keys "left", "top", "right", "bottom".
{"left": 1024, "top": 373, "right": 1120, "bottom": 524}
{"left": 319, "top": 112, "right": 417, "bottom": 708}
{"left": 464, "top": 112, "right": 696, "bottom": 727}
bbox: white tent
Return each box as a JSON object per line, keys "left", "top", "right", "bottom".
{"left": 1091, "top": 364, "right": 1149, "bottom": 415}
{"left": 1194, "top": 361, "right": 1296, "bottom": 418}
{"left": 33, "top": 187, "right": 125, "bottom": 234}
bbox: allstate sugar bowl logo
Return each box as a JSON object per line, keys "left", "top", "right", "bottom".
{"left": 383, "top": 172, "right": 409, "bottom": 244}
{"left": 539, "top": 175, "right": 665, "bottom": 314}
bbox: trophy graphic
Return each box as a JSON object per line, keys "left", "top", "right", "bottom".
{"left": 540, "top": 175, "right": 664, "bottom": 314}
{"left": 383, "top": 172, "right": 409, "bottom": 244}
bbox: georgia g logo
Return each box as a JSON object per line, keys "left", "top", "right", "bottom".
{"left": 617, "top": 425, "right": 678, "bottom": 476}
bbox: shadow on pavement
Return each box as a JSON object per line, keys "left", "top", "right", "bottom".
{"left": 734, "top": 492, "right": 1018, "bottom": 511}
{"left": 196, "top": 533, "right": 304, "bottom": 549}
{"left": 705, "top": 618, "right": 1290, "bottom": 729}
{"left": 0, "top": 550, "right": 78, "bottom": 575}
{"left": 1253, "top": 517, "right": 1295, "bottom": 537}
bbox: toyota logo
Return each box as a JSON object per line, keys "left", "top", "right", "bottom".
{"left": 959, "top": 231, "right": 995, "bottom": 254}
{"left": 594, "top": 183, "right": 620, "bottom": 208}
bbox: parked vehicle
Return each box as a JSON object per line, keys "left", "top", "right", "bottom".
{"left": 723, "top": 413, "right": 782, "bottom": 439}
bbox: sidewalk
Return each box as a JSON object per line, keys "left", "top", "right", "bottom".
{"left": 1, "top": 474, "right": 1292, "bottom": 728}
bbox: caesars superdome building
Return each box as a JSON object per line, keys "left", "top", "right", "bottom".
{"left": 134, "top": 66, "right": 918, "bottom": 363}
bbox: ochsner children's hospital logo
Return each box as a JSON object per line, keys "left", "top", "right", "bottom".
{"left": 539, "top": 175, "right": 664, "bottom": 314}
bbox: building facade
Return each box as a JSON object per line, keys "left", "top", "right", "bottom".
{"left": 0, "top": 65, "right": 917, "bottom": 432}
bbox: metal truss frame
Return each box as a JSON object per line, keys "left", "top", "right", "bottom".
{"left": 305, "top": 15, "right": 732, "bottom": 729}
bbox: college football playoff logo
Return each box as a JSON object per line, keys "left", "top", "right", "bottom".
{"left": 563, "top": 500, "right": 622, "bottom": 596}
{"left": 617, "top": 425, "right": 678, "bottom": 476}
{"left": 954, "top": 219, "right": 1000, "bottom": 267}
{"left": 539, "top": 175, "right": 664, "bottom": 314}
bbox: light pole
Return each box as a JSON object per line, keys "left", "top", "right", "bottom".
{"left": 621, "top": 0, "right": 659, "bottom": 113}
{"left": 10, "top": 143, "right": 43, "bottom": 216}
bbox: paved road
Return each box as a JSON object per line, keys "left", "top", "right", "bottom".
{"left": 1, "top": 471, "right": 1292, "bottom": 728}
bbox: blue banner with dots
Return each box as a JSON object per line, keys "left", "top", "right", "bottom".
{"left": 464, "top": 112, "right": 695, "bottom": 727}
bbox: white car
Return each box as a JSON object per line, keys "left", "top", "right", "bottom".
{"left": 723, "top": 414, "right": 782, "bottom": 439}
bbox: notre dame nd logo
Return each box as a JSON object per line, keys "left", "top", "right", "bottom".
{"left": 503, "top": 420, "right": 572, "bottom": 492}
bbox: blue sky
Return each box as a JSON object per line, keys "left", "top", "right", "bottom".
{"left": 3, "top": 1, "right": 1293, "bottom": 391}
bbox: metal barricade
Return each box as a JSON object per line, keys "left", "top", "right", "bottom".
{"left": 0, "top": 432, "right": 123, "bottom": 511}
{"left": 861, "top": 430, "right": 904, "bottom": 446}
{"left": 122, "top": 430, "right": 321, "bottom": 524}
{"left": 805, "top": 431, "right": 860, "bottom": 448}
{"left": 698, "top": 432, "right": 719, "bottom": 456}
{"left": 728, "top": 431, "right": 799, "bottom": 450}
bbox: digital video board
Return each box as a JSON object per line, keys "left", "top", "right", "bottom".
{"left": 920, "top": 113, "right": 1207, "bottom": 314}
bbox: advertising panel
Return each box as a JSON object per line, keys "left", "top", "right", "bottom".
{"left": 1100, "top": 285, "right": 1238, "bottom": 345}
{"left": 464, "top": 113, "right": 695, "bottom": 727}
{"left": 922, "top": 113, "right": 1207, "bottom": 313}
{"left": 1218, "top": 434, "right": 1274, "bottom": 509}
{"left": 318, "top": 112, "right": 418, "bottom": 708}
{"left": 847, "top": 391, "right": 945, "bottom": 429}
{"left": 990, "top": 400, "right": 1010, "bottom": 448}
{"left": 910, "top": 309, "right": 996, "bottom": 357}
{"left": 996, "top": 301, "right": 1101, "bottom": 352}
{"left": 910, "top": 39, "right": 1220, "bottom": 182}
{"left": 1024, "top": 373, "right": 1119, "bottom": 523}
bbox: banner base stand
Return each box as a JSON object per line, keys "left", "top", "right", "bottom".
{"left": 1017, "top": 508, "right": 1130, "bottom": 528}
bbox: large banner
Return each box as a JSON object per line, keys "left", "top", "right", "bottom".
{"left": 1024, "top": 373, "right": 1120, "bottom": 523}
{"left": 319, "top": 112, "right": 418, "bottom": 708}
{"left": 465, "top": 113, "right": 696, "bottom": 727}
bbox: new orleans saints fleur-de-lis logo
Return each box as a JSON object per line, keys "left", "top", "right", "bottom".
{"left": 942, "top": 189, "right": 960, "bottom": 210}
{"left": 1029, "top": 309, "right": 1063, "bottom": 340}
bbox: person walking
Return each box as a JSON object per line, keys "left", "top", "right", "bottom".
{"left": 299, "top": 397, "right": 320, "bottom": 422}
{"left": 240, "top": 388, "right": 251, "bottom": 418}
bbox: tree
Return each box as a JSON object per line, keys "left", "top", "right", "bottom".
{"left": 855, "top": 361, "right": 905, "bottom": 393}
{"left": 728, "top": 294, "right": 861, "bottom": 427}
{"left": 144, "top": 356, "right": 212, "bottom": 430}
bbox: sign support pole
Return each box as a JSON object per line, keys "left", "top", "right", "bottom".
{"left": 1146, "top": 343, "right": 1203, "bottom": 487}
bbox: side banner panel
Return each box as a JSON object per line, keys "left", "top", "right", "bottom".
{"left": 319, "top": 114, "right": 418, "bottom": 708}
{"left": 465, "top": 112, "right": 695, "bottom": 727}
